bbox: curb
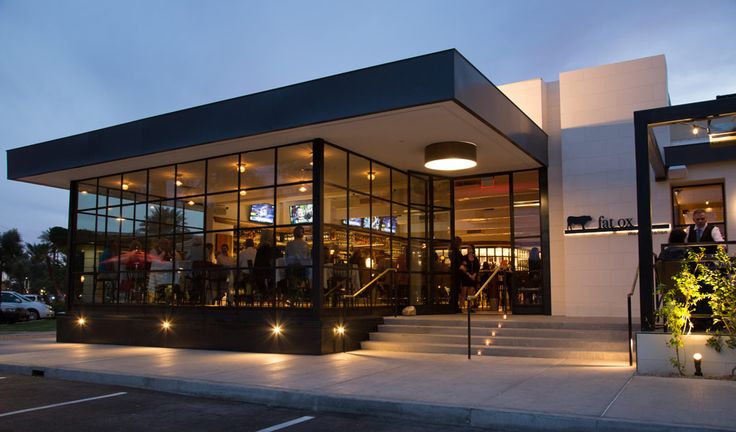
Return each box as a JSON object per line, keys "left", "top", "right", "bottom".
{"left": 0, "top": 363, "right": 731, "bottom": 432}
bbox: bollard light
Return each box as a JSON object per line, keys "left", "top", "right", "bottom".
{"left": 693, "top": 353, "right": 703, "bottom": 376}
{"left": 503, "top": 314, "right": 507, "bottom": 320}
{"left": 335, "top": 325, "right": 346, "bottom": 336}
{"left": 162, "top": 320, "right": 172, "bottom": 330}
{"left": 272, "top": 325, "right": 282, "bottom": 336}
{"left": 485, "top": 339, "right": 491, "bottom": 346}
{"left": 77, "top": 317, "right": 86, "bottom": 326}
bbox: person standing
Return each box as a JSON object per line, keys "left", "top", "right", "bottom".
{"left": 462, "top": 244, "right": 480, "bottom": 312}
{"left": 449, "top": 236, "right": 464, "bottom": 313}
{"left": 686, "top": 209, "right": 724, "bottom": 253}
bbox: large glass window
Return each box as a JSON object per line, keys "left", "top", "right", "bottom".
{"left": 73, "top": 141, "right": 315, "bottom": 309}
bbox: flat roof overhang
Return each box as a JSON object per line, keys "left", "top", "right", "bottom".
{"left": 7, "top": 49, "right": 547, "bottom": 188}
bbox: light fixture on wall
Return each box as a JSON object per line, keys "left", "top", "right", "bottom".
{"left": 424, "top": 141, "right": 477, "bottom": 171}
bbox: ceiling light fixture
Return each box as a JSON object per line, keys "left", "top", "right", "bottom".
{"left": 240, "top": 190, "right": 247, "bottom": 196}
{"left": 366, "top": 171, "right": 376, "bottom": 181}
{"left": 298, "top": 186, "right": 308, "bottom": 193}
{"left": 424, "top": 141, "right": 477, "bottom": 171}
{"left": 175, "top": 180, "right": 183, "bottom": 187}
{"left": 236, "top": 164, "right": 246, "bottom": 173}
{"left": 122, "top": 183, "right": 129, "bottom": 190}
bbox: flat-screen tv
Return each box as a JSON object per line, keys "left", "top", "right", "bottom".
{"left": 340, "top": 216, "right": 396, "bottom": 233}
{"left": 249, "top": 203, "right": 274, "bottom": 224}
{"left": 290, "top": 203, "right": 313, "bottom": 224}
{"left": 380, "top": 216, "right": 397, "bottom": 234}
{"left": 345, "top": 218, "right": 362, "bottom": 227}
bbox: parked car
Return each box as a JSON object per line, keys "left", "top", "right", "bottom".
{"left": 22, "top": 294, "right": 52, "bottom": 305}
{"left": 1, "top": 291, "right": 55, "bottom": 320}
{"left": 0, "top": 292, "right": 29, "bottom": 323}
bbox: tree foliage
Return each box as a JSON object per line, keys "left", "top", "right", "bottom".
{"left": 659, "top": 246, "right": 736, "bottom": 376}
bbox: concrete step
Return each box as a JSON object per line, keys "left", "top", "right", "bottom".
{"left": 382, "top": 316, "right": 632, "bottom": 331}
{"left": 360, "top": 340, "right": 630, "bottom": 362}
{"left": 369, "top": 332, "right": 628, "bottom": 351}
{"left": 377, "top": 324, "right": 628, "bottom": 341}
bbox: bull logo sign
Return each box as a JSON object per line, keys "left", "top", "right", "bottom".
{"left": 565, "top": 215, "right": 636, "bottom": 234}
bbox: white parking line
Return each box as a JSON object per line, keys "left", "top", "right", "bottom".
{"left": 0, "top": 392, "right": 127, "bottom": 418}
{"left": 256, "top": 416, "right": 315, "bottom": 432}
{"left": 0, "top": 377, "right": 6, "bottom": 380}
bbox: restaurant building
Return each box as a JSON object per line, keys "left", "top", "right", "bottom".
{"left": 7, "top": 50, "right": 736, "bottom": 353}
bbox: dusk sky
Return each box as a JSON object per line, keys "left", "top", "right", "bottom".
{"left": 1, "top": 0, "right": 734, "bottom": 243}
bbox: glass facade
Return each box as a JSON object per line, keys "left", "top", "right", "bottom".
{"left": 70, "top": 139, "right": 548, "bottom": 314}
{"left": 322, "top": 144, "right": 431, "bottom": 309}
{"left": 74, "top": 142, "right": 315, "bottom": 309}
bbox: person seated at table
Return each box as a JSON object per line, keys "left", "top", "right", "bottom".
{"left": 215, "top": 243, "right": 236, "bottom": 304}
{"left": 150, "top": 238, "right": 173, "bottom": 262}
{"left": 238, "top": 238, "right": 258, "bottom": 272}
{"left": 285, "top": 226, "right": 311, "bottom": 263}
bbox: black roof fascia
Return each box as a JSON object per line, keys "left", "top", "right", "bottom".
{"left": 665, "top": 142, "right": 736, "bottom": 166}
{"left": 635, "top": 96, "right": 736, "bottom": 180}
{"left": 637, "top": 95, "right": 736, "bottom": 126}
{"left": 7, "top": 49, "right": 547, "bottom": 180}
{"left": 452, "top": 52, "right": 547, "bottom": 165}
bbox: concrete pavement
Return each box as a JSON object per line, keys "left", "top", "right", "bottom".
{"left": 0, "top": 333, "right": 734, "bottom": 431}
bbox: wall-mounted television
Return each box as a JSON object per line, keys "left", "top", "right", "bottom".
{"left": 341, "top": 216, "right": 397, "bottom": 233}
{"left": 249, "top": 203, "right": 274, "bottom": 224}
{"left": 290, "top": 203, "right": 313, "bottom": 224}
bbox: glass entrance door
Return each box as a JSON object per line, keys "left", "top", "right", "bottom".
{"left": 451, "top": 170, "right": 545, "bottom": 314}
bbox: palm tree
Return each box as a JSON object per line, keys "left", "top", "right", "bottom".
{"left": 138, "top": 205, "right": 184, "bottom": 237}
{"left": 40, "top": 226, "right": 68, "bottom": 264}
{"left": 38, "top": 227, "right": 68, "bottom": 298}
{"left": 0, "top": 229, "right": 24, "bottom": 289}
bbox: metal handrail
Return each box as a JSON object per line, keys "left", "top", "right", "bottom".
{"left": 466, "top": 267, "right": 501, "bottom": 302}
{"left": 466, "top": 267, "right": 501, "bottom": 359}
{"left": 627, "top": 265, "right": 639, "bottom": 366}
{"left": 339, "top": 268, "right": 397, "bottom": 353}
{"left": 343, "top": 268, "right": 396, "bottom": 299}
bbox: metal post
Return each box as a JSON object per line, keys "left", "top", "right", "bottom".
{"left": 628, "top": 295, "right": 633, "bottom": 366}
{"left": 467, "top": 296, "right": 471, "bottom": 359}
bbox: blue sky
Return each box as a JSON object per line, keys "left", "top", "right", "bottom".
{"left": 1, "top": 0, "right": 734, "bottom": 242}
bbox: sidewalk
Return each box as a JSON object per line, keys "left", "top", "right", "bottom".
{"left": 0, "top": 334, "right": 734, "bottom": 432}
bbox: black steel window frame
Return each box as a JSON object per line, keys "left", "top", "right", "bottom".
{"left": 68, "top": 139, "right": 316, "bottom": 313}
{"left": 670, "top": 182, "right": 727, "bottom": 235}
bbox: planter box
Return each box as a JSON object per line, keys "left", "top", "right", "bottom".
{"left": 637, "top": 332, "right": 736, "bottom": 376}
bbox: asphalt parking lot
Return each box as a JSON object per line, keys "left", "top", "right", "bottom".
{"left": 0, "top": 374, "right": 500, "bottom": 432}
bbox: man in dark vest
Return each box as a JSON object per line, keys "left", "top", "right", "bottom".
{"left": 686, "top": 208, "right": 724, "bottom": 253}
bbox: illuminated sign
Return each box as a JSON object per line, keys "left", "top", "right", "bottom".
{"left": 565, "top": 215, "right": 670, "bottom": 236}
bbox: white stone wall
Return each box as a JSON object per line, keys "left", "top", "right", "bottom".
{"left": 503, "top": 55, "right": 671, "bottom": 317}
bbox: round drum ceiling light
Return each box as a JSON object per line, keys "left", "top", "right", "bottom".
{"left": 424, "top": 141, "right": 477, "bottom": 171}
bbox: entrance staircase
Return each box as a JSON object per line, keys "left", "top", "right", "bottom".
{"left": 361, "top": 314, "right": 632, "bottom": 363}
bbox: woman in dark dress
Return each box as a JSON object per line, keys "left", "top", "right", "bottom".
{"left": 462, "top": 244, "right": 480, "bottom": 312}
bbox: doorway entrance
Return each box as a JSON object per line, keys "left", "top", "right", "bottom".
{"left": 449, "top": 170, "right": 547, "bottom": 314}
